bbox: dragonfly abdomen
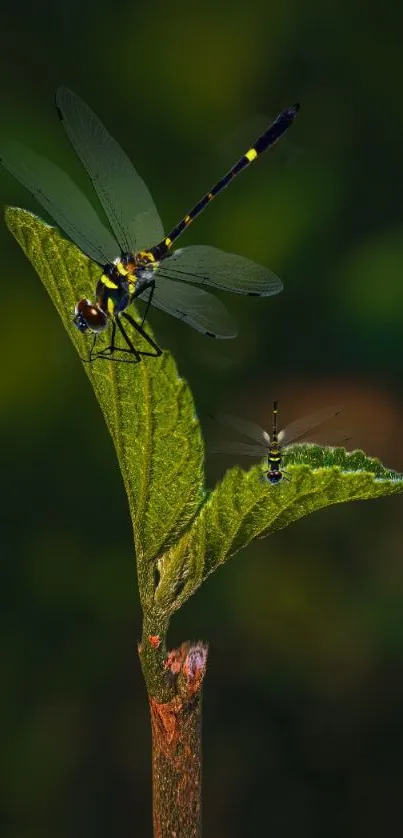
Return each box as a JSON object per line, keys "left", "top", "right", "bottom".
{"left": 149, "top": 104, "right": 300, "bottom": 259}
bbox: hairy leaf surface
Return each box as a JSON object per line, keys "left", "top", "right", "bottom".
{"left": 5, "top": 208, "right": 205, "bottom": 580}
{"left": 154, "top": 448, "right": 403, "bottom": 614}
{"left": 5, "top": 207, "right": 403, "bottom": 624}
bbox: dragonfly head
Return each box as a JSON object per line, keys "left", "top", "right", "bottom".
{"left": 265, "top": 470, "right": 282, "bottom": 485}
{"left": 73, "top": 299, "right": 108, "bottom": 334}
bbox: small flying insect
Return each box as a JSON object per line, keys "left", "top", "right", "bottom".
{"left": 211, "top": 401, "right": 344, "bottom": 484}
{"left": 0, "top": 89, "right": 299, "bottom": 362}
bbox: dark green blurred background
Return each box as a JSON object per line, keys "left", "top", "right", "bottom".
{"left": 2, "top": 1, "right": 403, "bottom": 836}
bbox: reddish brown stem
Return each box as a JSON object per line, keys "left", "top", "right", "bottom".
{"left": 148, "top": 641, "right": 208, "bottom": 838}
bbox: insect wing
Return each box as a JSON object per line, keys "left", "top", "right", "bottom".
{"left": 158, "top": 245, "right": 283, "bottom": 296}
{"left": 214, "top": 413, "right": 271, "bottom": 445}
{"left": 0, "top": 141, "right": 117, "bottom": 264}
{"left": 137, "top": 275, "right": 237, "bottom": 338}
{"left": 209, "top": 440, "right": 268, "bottom": 457}
{"left": 56, "top": 87, "right": 164, "bottom": 253}
{"left": 279, "top": 405, "right": 344, "bottom": 445}
{"left": 307, "top": 430, "right": 352, "bottom": 448}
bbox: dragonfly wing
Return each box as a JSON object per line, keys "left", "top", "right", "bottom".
{"left": 304, "top": 430, "right": 352, "bottom": 447}
{"left": 158, "top": 245, "right": 283, "bottom": 296}
{"left": 281, "top": 405, "right": 344, "bottom": 445}
{"left": 56, "top": 87, "right": 165, "bottom": 253}
{"left": 214, "top": 413, "right": 270, "bottom": 445}
{"left": 0, "top": 141, "right": 117, "bottom": 264}
{"left": 209, "top": 440, "right": 268, "bottom": 456}
{"left": 137, "top": 275, "right": 237, "bottom": 338}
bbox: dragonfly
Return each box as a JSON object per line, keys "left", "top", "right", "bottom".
{"left": 0, "top": 88, "right": 299, "bottom": 362}
{"left": 211, "top": 401, "right": 344, "bottom": 484}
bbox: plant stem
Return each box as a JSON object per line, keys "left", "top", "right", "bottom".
{"left": 150, "top": 690, "right": 203, "bottom": 838}
{"left": 142, "top": 639, "right": 208, "bottom": 837}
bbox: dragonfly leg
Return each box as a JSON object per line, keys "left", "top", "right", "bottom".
{"left": 113, "top": 317, "right": 142, "bottom": 361}
{"left": 92, "top": 320, "right": 117, "bottom": 358}
{"left": 91, "top": 320, "right": 142, "bottom": 363}
{"left": 134, "top": 278, "right": 155, "bottom": 329}
{"left": 122, "top": 311, "right": 162, "bottom": 357}
{"left": 89, "top": 332, "right": 98, "bottom": 362}
{"left": 79, "top": 331, "right": 99, "bottom": 364}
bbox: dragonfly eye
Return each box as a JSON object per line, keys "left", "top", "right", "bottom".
{"left": 73, "top": 299, "right": 108, "bottom": 333}
{"left": 266, "top": 471, "right": 282, "bottom": 485}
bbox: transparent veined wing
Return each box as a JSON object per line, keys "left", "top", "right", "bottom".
{"left": 303, "top": 430, "right": 352, "bottom": 447}
{"left": 56, "top": 87, "right": 165, "bottom": 254}
{"left": 214, "top": 413, "right": 271, "bottom": 445}
{"left": 136, "top": 276, "right": 237, "bottom": 338}
{"left": 209, "top": 440, "right": 268, "bottom": 456}
{"left": 279, "top": 405, "right": 344, "bottom": 445}
{"left": 0, "top": 142, "right": 117, "bottom": 265}
{"left": 157, "top": 245, "right": 283, "bottom": 296}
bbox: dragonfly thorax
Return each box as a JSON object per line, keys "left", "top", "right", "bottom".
{"left": 121, "top": 250, "right": 157, "bottom": 272}
{"left": 108, "top": 251, "right": 159, "bottom": 287}
{"left": 268, "top": 442, "right": 281, "bottom": 459}
{"left": 266, "top": 442, "right": 283, "bottom": 484}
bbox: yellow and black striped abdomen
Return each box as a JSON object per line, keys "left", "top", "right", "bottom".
{"left": 150, "top": 104, "right": 300, "bottom": 260}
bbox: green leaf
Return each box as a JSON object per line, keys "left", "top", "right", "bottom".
{"left": 5, "top": 208, "right": 205, "bottom": 579}
{"left": 154, "top": 446, "right": 403, "bottom": 615}
{"left": 6, "top": 207, "right": 403, "bottom": 628}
